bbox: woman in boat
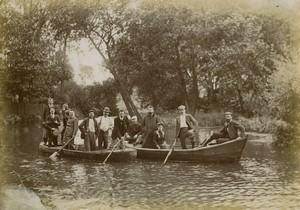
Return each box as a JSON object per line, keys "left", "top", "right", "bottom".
{"left": 79, "top": 109, "right": 99, "bottom": 151}
{"left": 200, "top": 112, "right": 246, "bottom": 146}
{"left": 153, "top": 122, "right": 170, "bottom": 149}
{"left": 61, "top": 103, "right": 69, "bottom": 145}
{"left": 44, "top": 107, "right": 60, "bottom": 147}
{"left": 142, "top": 105, "right": 161, "bottom": 148}
{"left": 63, "top": 110, "right": 78, "bottom": 150}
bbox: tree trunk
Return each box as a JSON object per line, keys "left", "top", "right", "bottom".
{"left": 88, "top": 36, "right": 142, "bottom": 121}
{"left": 175, "top": 39, "right": 192, "bottom": 112}
{"left": 236, "top": 86, "right": 245, "bottom": 113}
{"left": 190, "top": 53, "right": 200, "bottom": 115}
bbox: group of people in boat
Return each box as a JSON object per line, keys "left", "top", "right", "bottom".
{"left": 42, "top": 97, "right": 246, "bottom": 151}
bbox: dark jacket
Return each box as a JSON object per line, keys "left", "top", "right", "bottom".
{"left": 127, "top": 122, "right": 142, "bottom": 137}
{"left": 79, "top": 118, "right": 99, "bottom": 137}
{"left": 111, "top": 116, "right": 130, "bottom": 140}
{"left": 175, "top": 114, "right": 198, "bottom": 137}
{"left": 45, "top": 114, "right": 60, "bottom": 129}
{"left": 220, "top": 120, "right": 246, "bottom": 139}
{"left": 43, "top": 106, "right": 58, "bottom": 121}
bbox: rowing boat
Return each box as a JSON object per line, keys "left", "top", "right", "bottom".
{"left": 135, "top": 138, "right": 248, "bottom": 163}
{"left": 39, "top": 142, "right": 136, "bottom": 161}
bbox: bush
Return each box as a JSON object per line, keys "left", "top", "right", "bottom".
{"left": 5, "top": 114, "right": 22, "bottom": 125}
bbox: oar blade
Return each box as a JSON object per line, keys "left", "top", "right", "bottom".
{"left": 49, "top": 151, "right": 58, "bottom": 159}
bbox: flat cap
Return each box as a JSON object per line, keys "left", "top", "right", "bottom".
{"left": 178, "top": 105, "right": 186, "bottom": 110}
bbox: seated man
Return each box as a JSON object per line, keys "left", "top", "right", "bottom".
{"left": 125, "top": 116, "right": 142, "bottom": 144}
{"left": 153, "top": 122, "right": 170, "bottom": 149}
{"left": 200, "top": 112, "right": 245, "bottom": 146}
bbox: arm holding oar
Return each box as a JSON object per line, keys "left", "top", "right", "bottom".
{"left": 49, "top": 136, "right": 74, "bottom": 159}
{"left": 161, "top": 138, "right": 177, "bottom": 166}
{"left": 103, "top": 137, "right": 123, "bottom": 164}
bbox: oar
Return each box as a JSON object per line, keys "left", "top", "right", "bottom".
{"left": 161, "top": 138, "right": 177, "bottom": 166}
{"left": 49, "top": 136, "right": 74, "bottom": 159}
{"left": 103, "top": 137, "right": 122, "bottom": 164}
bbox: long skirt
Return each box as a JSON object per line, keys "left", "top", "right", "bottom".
{"left": 84, "top": 132, "right": 96, "bottom": 151}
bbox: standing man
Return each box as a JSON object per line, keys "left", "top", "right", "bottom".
{"left": 109, "top": 110, "right": 130, "bottom": 150}
{"left": 42, "top": 97, "right": 55, "bottom": 145}
{"left": 79, "top": 109, "right": 99, "bottom": 151}
{"left": 45, "top": 107, "right": 60, "bottom": 147}
{"left": 97, "top": 107, "right": 113, "bottom": 150}
{"left": 63, "top": 110, "right": 78, "bottom": 150}
{"left": 175, "top": 105, "right": 198, "bottom": 149}
{"left": 200, "top": 112, "right": 245, "bottom": 146}
{"left": 142, "top": 105, "right": 160, "bottom": 148}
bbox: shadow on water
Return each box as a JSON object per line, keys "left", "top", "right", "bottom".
{"left": 0, "top": 126, "right": 300, "bottom": 209}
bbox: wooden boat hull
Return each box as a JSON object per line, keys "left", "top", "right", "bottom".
{"left": 136, "top": 138, "right": 247, "bottom": 163}
{"left": 39, "top": 143, "right": 136, "bottom": 161}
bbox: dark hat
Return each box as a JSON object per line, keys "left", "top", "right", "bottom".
{"left": 89, "top": 109, "right": 95, "bottom": 113}
{"left": 157, "top": 122, "right": 164, "bottom": 127}
{"left": 224, "top": 112, "right": 232, "bottom": 116}
{"left": 103, "top": 107, "right": 111, "bottom": 113}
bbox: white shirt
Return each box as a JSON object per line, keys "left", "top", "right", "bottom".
{"left": 88, "top": 119, "right": 95, "bottom": 132}
{"left": 99, "top": 116, "right": 110, "bottom": 132}
{"left": 180, "top": 114, "right": 188, "bottom": 128}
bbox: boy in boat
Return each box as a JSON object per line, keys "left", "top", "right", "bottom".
{"left": 44, "top": 107, "right": 60, "bottom": 147}
{"left": 79, "top": 109, "right": 99, "bottom": 151}
{"left": 175, "top": 105, "right": 198, "bottom": 149}
{"left": 126, "top": 116, "right": 142, "bottom": 144}
{"left": 153, "top": 122, "right": 170, "bottom": 149}
{"left": 97, "top": 107, "right": 113, "bottom": 150}
{"left": 109, "top": 109, "right": 130, "bottom": 150}
{"left": 200, "top": 112, "right": 246, "bottom": 146}
{"left": 63, "top": 110, "right": 78, "bottom": 150}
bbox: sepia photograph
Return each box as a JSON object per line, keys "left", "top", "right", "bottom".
{"left": 0, "top": 0, "right": 300, "bottom": 209}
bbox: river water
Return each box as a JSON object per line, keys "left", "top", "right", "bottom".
{"left": 0, "top": 126, "right": 300, "bottom": 210}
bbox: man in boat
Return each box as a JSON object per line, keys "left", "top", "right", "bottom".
{"left": 61, "top": 103, "right": 69, "bottom": 145}
{"left": 42, "top": 97, "right": 55, "bottom": 145}
{"left": 63, "top": 110, "right": 78, "bottom": 150}
{"left": 79, "top": 109, "right": 99, "bottom": 151}
{"left": 44, "top": 107, "right": 60, "bottom": 147}
{"left": 109, "top": 109, "right": 130, "bottom": 150}
{"left": 97, "top": 107, "right": 113, "bottom": 150}
{"left": 200, "top": 112, "right": 246, "bottom": 146}
{"left": 175, "top": 105, "right": 198, "bottom": 149}
{"left": 153, "top": 122, "right": 170, "bottom": 149}
{"left": 142, "top": 105, "right": 161, "bottom": 148}
{"left": 126, "top": 116, "right": 142, "bottom": 144}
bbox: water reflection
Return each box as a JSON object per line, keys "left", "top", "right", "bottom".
{"left": 0, "top": 127, "right": 300, "bottom": 209}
